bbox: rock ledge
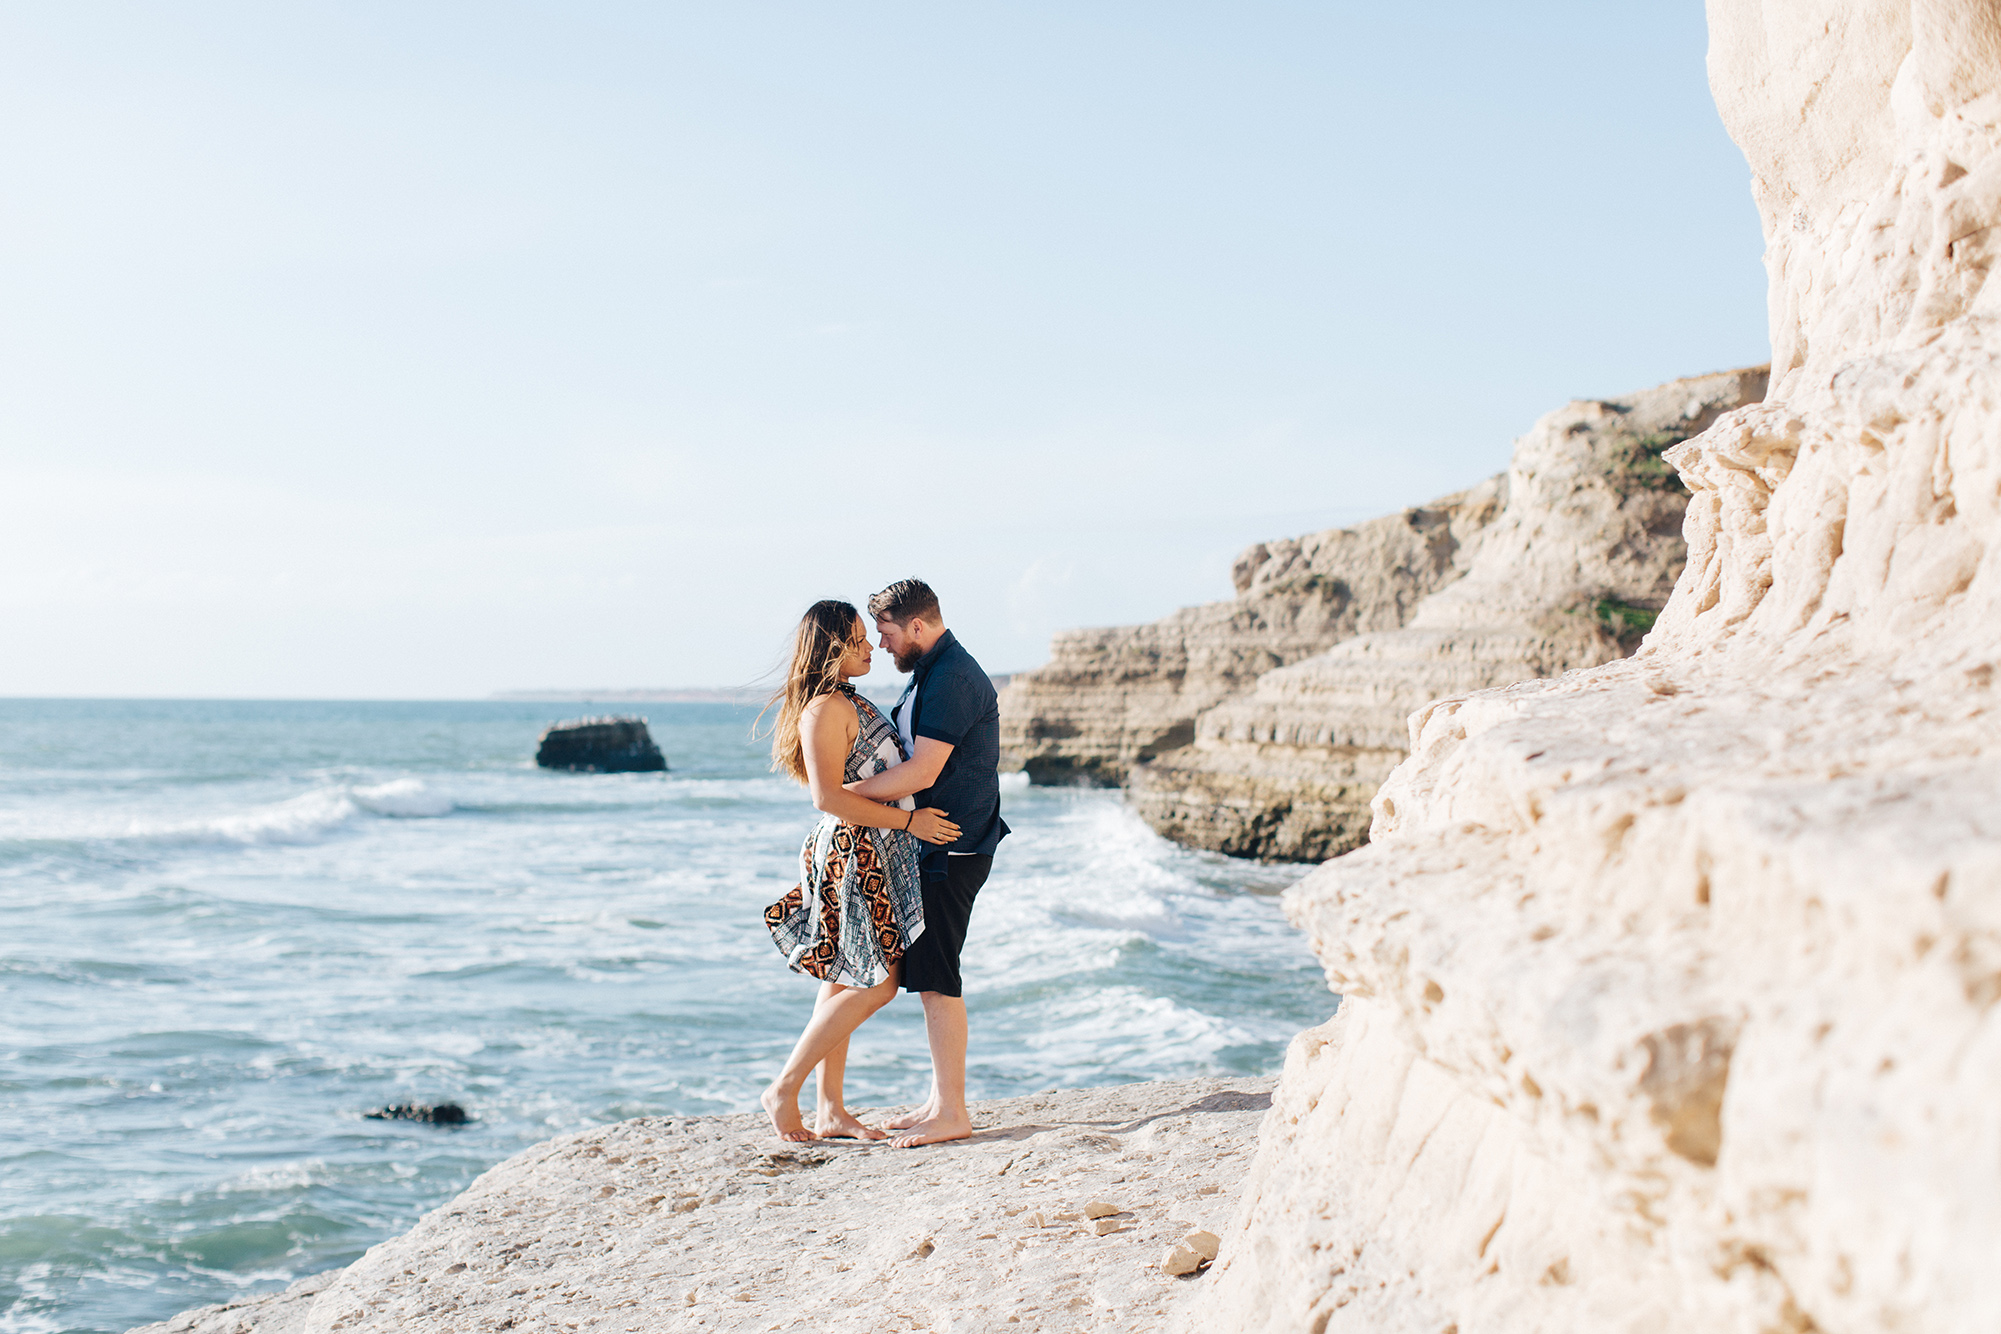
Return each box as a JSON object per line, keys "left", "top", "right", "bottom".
{"left": 134, "top": 1076, "right": 1276, "bottom": 1334}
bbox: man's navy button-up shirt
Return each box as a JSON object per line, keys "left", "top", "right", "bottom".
{"left": 894, "top": 629, "right": 1009, "bottom": 872}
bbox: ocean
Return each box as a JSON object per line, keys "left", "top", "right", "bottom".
{"left": 0, "top": 699, "right": 1334, "bottom": 1334}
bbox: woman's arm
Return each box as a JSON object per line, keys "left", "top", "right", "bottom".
{"left": 803, "top": 695, "right": 957, "bottom": 841}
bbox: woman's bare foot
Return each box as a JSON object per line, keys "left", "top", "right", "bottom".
{"left": 886, "top": 1099, "right": 938, "bottom": 1131}
{"left": 813, "top": 1108, "right": 886, "bottom": 1140}
{"left": 889, "top": 1113, "right": 972, "bottom": 1149}
{"left": 761, "top": 1083, "right": 815, "bottom": 1143}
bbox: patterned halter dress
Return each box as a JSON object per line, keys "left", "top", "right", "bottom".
{"left": 763, "top": 684, "right": 925, "bottom": 987}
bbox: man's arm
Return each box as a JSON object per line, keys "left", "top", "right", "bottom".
{"left": 848, "top": 737, "right": 953, "bottom": 801}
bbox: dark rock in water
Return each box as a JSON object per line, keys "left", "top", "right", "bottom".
{"left": 535, "top": 716, "right": 667, "bottom": 773}
{"left": 365, "top": 1102, "right": 470, "bottom": 1125}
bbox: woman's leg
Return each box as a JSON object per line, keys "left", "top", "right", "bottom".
{"left": 814, "top": 1029, "right": 847, "bottom": 1114}
{"left": 761, "top": 965, "right": 901, "bottom": 1141}
{"left": 810, "top": 983, "right": 885, "bottom": 1139}
{"left": 812, "top": 981, "right": 849, "bottom": 1108}
{"left": 813, "top": 1033, "right": 883, "bottom": 1140}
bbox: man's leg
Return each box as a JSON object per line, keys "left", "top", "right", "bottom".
{"left": 890, "top": 854, "right": 990, "bottom": 1148}
{"left": 885, "top": 1081, "right": 938, "bottom": 1131}
{"left": 888, "top": 864, "right": 957, "bottom": 1129}
{"left": 889, "top": 990, "right": 971, "bottom": 1147}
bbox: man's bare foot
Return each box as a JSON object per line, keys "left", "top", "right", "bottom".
{"left": 886, "top": 1100, "right": 938, "bottom": 1131}
{"left": 889, "top": 1113, "right": 972, "bottom": 1149}
{"left": 760, "top": 1084, "right": 815, "bottom": 1143}
{"left": 813, "top": 1109, "right": 886, "bottom": 1140}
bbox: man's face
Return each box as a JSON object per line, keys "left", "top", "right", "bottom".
{"left": 875, "top": 615, "right": 926, "bottom": 672}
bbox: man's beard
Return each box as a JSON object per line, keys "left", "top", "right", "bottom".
{"left": 893, "top": 644, "right": 923, "bottom": 673}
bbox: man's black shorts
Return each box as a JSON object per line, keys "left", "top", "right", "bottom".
{"left": 900, "top": 854, "right": 992, "bottom": 998}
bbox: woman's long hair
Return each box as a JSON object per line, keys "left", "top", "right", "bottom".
{"left": 766, "top": 600, "right": 863, "bottom": 783}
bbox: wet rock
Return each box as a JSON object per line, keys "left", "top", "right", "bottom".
{"left": 364, "top": 1102, "right": 470, "bottom": 1125}
{"left": 533, "top": 717, "right": 667, "bottom": 773}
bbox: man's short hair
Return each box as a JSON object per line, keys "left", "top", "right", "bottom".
{"left": 868, "top": 579, "right": 941, "bottom": 627}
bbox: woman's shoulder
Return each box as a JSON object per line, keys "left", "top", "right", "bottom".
{"left": 802, "top": 688, "right": 859, "bottom": 725}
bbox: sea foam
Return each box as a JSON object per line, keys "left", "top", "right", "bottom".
{"left": 351, "top": 779, "right": 455, "bottom": 819}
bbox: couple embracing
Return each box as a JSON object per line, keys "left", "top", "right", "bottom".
{"left": 759, "top": 579, "right": 1008, "bottom": 1148}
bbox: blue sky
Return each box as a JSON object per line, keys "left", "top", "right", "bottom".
{"left": 0, "top": 3, "right": 1768, "bottom": 697}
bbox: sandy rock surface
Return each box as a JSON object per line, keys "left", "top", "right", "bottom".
{"left": 1182, "top": 3, "right": 2001, "bottom": 1330}
{"left": 134, "top": 1078, "right": 1272, "bottom": 1334}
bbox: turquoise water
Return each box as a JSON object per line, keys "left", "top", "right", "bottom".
{"left": 0, "top": 699, "right": 1332, "bottom": 1333}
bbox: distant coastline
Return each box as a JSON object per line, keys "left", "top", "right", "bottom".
{"left": 492, "top": 687, "right": 774, "bottom": 704}
{"left": 494, "top": 675, "right": 1013, "bottom": 707}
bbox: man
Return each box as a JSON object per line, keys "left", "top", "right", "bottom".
{"left": 845, "top": 578, "right": 1008, "bottom": 1148}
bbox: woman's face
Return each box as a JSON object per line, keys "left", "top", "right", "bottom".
{"left": 837, "top": 617, "right": 874, "bottom": 679}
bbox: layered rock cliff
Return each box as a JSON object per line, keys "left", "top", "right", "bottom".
{"left": 998, "top": 486, "right": 1506, "bottom": 785}
{"left": 1129, "top": 367, "right": 1768, "bottom": 861}
{"left": 1183, "top": 3, "right": 2001, "bottom": 1331}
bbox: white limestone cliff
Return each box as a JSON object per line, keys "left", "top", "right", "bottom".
{"left": 1181, "top": 3, "right": 2001, "bottom": 1331}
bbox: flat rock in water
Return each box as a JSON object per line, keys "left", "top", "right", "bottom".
{"left": 129, "top": 1076, "right": 1271, "bottom": 1333}
{"left": 533, "top": 716, "right": 667, "bottom": 773}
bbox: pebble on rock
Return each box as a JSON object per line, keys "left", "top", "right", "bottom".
{"left": 1092, "top": 1218, "right": 1128, "bottom": 1236}
{"left": 1183, "top": 1230, "right": 1221, "bottom": 1262}
{"left": 1083, "top": 1201, "right": 1121, "bottom": 1219}
{"left": 1161, "top": 1245, "right": 1203, "bottom": 1277}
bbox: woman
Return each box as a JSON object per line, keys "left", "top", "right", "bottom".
{"left": 759, "top": 600, "right": 959, "bottom": 1142}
